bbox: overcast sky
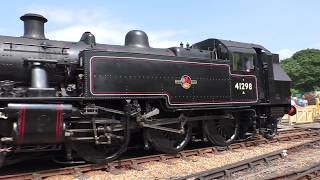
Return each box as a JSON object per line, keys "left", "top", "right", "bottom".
{"left": 0, "top": 0, "right": 319, "bottom": 59}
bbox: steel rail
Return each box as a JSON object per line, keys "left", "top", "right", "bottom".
{"left": 175, "top": 137, "right": 320, "bottom": 180}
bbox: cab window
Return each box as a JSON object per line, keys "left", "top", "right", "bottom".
{"left": 232, "top": 53, "right": 254, "bottom": 72}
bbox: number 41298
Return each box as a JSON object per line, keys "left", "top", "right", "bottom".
{"left": 234, "top": 82, "right": 253, "bottom": 90}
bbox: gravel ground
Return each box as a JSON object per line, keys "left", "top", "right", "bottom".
{"left": 233, "top": 142, "right": 320, "bottom": 180}
{"left": 45, "top": 139, "right": 316, "bottom": 180}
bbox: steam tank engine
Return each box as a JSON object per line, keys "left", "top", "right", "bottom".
{"left": 0, "top": 13, "right": 295, "bottom": 166}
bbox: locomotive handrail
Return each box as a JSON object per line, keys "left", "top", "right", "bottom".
{"left": 3, "top": 41, "right": 70, "bottom": 49}
{"left": 24, "top": 58, "right": 59, "bottom": 64}
{"left": 3, "top": 42, "right": 69, "bottom": 55}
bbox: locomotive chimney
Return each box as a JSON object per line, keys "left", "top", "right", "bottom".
{"left": 20, "top": 13, "right": 47, "bottom": 39}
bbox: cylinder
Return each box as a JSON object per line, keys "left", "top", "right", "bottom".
{"left": 7, "top": 103, "right": 73, "bottom": 144}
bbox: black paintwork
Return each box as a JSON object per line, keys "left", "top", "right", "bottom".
{"left": 193, "top": 38, "right": 291, "bottom": 106}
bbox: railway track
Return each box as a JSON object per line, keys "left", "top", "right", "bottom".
{"left": 0, "top": 128, "right": 319, "bottom": 180}
{"left": 264, "top": 162, "right": 320, "bottom": 180}
{"left": 176, "top": 138, "right": 320, "bottom": 180}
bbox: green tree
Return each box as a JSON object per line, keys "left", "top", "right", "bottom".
{"left": 280, "top": 49, "right": 320, "bottom": 92}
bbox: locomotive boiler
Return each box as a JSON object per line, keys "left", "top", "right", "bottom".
{"left": 0, "top": 13, "right": 295, "bottom": 166}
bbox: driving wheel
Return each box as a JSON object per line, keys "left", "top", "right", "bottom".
{"left": 145, "top": 123, "right": 192, "bottom": 154}
{"left": 203, "top": 117, "right": 238, "bottom": 146}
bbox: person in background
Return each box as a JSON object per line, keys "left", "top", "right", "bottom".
{"left": 291, "top": 97, "right": 297, "bottom": 106}
{"left": 295, "top": 95, "right": 308, "bottom": 107}
{"left": 302, "top": 95, "right": 308, "bottom": 107}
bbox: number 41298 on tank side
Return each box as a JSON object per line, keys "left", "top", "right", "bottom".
{"left": 0, "top": 13, "right": 296, "bottom": 166}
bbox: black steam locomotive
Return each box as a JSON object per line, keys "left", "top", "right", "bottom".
{"left": 0, "top": 13, "right": 295, "bottom": 166}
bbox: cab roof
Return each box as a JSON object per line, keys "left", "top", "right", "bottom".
{"left": 192, "top": 38, "right": 272, "bottom": 55}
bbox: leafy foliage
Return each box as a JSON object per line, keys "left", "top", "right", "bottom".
{"left": 280, "top": 49, "right": 320, "bottom": 92}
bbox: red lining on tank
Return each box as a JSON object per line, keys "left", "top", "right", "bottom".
{"left": 90, "top": 57, "right": 257, "bottom": 103}
{"left": 89, "top": 56, "right": 259, "bottom": 104}
{"left": 18, "top": 106, "right": 26, "bottom": 142}
{"left": 55, "top": 104, "right": 63, "bottom": 140}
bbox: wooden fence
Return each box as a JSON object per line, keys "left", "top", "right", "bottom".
{"left": 281, "top": 105, "right": 320, "bottom": 125}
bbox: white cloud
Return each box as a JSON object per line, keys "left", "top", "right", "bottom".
{"left": 22, "top": 7, "right": 109, "bottom": 25}
{"left": 277, "top": 49, "right": 295, "bottom": 60}
{"left": 47, "top": 24, "right": 127, "bottom": 45}
{"left": 22, "top": 6, "right": 186, "bottom": 48}
{"left": 148, "top": 30, "right": 187, "bottom": 48}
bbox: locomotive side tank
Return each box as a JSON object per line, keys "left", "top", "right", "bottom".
{"left": 0, "top": 13, "right": 294, "bottom": 166}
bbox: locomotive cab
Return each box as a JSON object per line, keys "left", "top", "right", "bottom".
{"left": 192, "top": 38, "right": 291, "bottom": 107}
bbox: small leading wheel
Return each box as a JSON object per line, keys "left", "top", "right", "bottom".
{"left": 145, "top": 123, "right": 192, "bottom": 154}
{"left": 203, "top": 117, "right": 239, "bottom": 146}
{"left": 263, "top": 117, "right": 278, "bottom": 139}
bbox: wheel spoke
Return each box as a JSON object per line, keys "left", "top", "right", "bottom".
{"left": 145, "top": 123, "right": 192, "bottom": 154}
